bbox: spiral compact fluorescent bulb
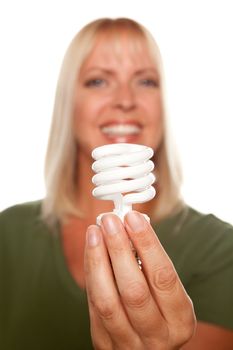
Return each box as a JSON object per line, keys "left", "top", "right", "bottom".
{"left": 92, "top": 143, "right": 156, "bottom": 226}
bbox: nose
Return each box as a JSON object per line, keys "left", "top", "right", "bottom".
{"left": 113, "top": 83, "right": 136, "bottom": 111}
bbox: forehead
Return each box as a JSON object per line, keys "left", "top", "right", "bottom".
{"left": 81, "top": 31, "right": 157, "bottom": 71}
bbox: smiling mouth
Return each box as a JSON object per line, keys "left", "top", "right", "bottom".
{"left": 100, "top": 123, "right": 142, "bottom": 137}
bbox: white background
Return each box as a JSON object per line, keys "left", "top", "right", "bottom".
{"left": 0, "top": 0, "right": 232, "bottom": 224}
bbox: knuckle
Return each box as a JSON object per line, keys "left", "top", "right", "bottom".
{"left": 107, "top": 235, "right": 128, "bottom": 257}
{"left": 136, "top": 230, "right": 154, "bottom": 251}
{"left": 85, "top": 254, "right": 102, "bottom": 274}
{"left": 153, "top": 265, "right": 178, "bottom": 292}
{"left": 182, "top": 300, "right": 197, "bottom": 339}
{"left": 90, "top": 324, "right": 113, "bottom": 350}
{"left": 175, "top": 319, "right": 196, "bottom": 347}
{"left": 171, "top": 297, "right": 197, "bottom": 346}
{"left": 112, "top": 243, "right": 126, "bottom": 256}
{"left": 92, "top": 339, "right": 112, "bottom": 350}
{"left": 185, "top": 318, "right": 196, "bottom": 342}
{"left": 181, "top": 296, "right": 196, "bottom": 326}
{"left": 121, "top": 281, "right": 151, "bottom": 309}
{"left": 91, "top": 297, "right": 116, "bottom": 320}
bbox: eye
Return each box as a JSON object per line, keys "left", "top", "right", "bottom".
{"left": 139, "top": 79, "right": 159, "bottom": 87}
{"left": 84, "top": 78, "right": 106, "bottom": 87}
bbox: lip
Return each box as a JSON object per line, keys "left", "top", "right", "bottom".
{"left": 100, "top": 120, "right": 143, "bottom": 128}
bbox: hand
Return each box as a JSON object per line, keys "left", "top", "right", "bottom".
{"left": 84, "top": 211, "right": 196, "bottom": 349}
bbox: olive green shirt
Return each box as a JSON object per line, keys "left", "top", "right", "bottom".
{"left": 0, "top": 201, "right": 233, "bottom": 349}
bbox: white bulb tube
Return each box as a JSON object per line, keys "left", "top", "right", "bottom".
{"left": 92, "top": 143, "right": 156, "bottom": 224}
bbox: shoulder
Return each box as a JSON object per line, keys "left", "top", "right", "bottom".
{"left": 156, "top": 205, "right": 233, "bottom": 253}
{"left": 0, "top": 200, "right": 47, "bottom": 242}
{"left": 184, "top": 206, "right": 233, "bottom": 234}
{"left": 0, "top": 200, "right": 55, "bottom": 266}
{"left": 162, "top": 204, "right": 233, "bottom": 246}
{"left": 182, "top": 206, "right": 233, "bottom": 267}
{"left": 0, "top": 199, "right": 43, "bottom": 227}
{"left": 166, "top": 205, "right": 233, "bottom": 274}
{"left": 0, "top": 199, "right": 42, "bottom": 221}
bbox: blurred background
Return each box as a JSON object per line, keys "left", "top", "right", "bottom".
{"left": 0, "top": 0, "right": 232, "bottom": 224}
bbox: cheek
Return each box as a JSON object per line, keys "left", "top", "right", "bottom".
{"left": 143, "top": 93, "right": 163, "bottom": 124}
{"left": 72, "top": 94, "right": 109, "bottom": 148}
{"left": 74, "top": 93, "right": 108, "bottom": 125}
{"left": 73, "top": 102, "right": 96, "bottom": 140}
{"left": 151, "top": 98, "right": 163, "bottom": 136}
{"left": 143, "top": 95, "right": 164, "bottom": 148}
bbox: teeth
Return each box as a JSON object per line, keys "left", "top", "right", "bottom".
{"left": 101, "top": 124, "right": 141, "bottom": 136}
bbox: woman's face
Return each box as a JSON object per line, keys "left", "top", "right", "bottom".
{"left": 74, "top": 32, "right": 163, "bottom": 157}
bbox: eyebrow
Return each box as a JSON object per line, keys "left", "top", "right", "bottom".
{"left": 83, "top": 67, "right": 158, "bottom": 76}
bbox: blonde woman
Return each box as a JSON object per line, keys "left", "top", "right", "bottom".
{"left": 1, "top": 18, "right": 233, "bottom": 349}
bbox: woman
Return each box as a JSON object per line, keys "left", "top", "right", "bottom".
{"left": 1, "top": 18, "right": 233, "bottom": 349}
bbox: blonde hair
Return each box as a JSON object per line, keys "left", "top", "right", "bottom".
{"left": 42, "top": 17, "right": 184, "bottom": 227}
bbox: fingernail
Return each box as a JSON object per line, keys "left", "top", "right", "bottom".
{"left": 87, "top": 225, "right": 100, "bottom": 247}
{"left": 125, "top": 211, "right": 146, "bottom": 232}
{"left": 101, "top": 214, "right": 121, "bottom": 235}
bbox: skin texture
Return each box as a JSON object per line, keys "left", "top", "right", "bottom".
{"left": 63, "top": 30, "right": 233, "bottom": 349}
{"left": 74, "top": 32, "right": 163, "bottom": 157}
{"left": 85, "top": 212, "right": 195, "bottom": 349}
{"left": 73, "top": 31, "right": 163, "bottom": 220}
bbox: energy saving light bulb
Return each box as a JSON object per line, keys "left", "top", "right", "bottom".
{"left": 92, "top": 143, "right": 156, "bottom": 226}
